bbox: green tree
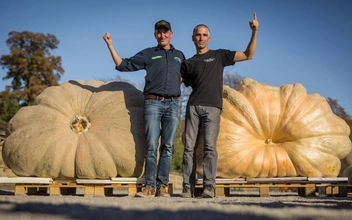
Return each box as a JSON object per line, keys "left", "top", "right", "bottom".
{"left": 171, "top": 120, "right": 185, "bottom": 173}
{"left": 0, "top": 88, "right": 20, "bottom": 126}
{"left": 0, "top": 31, "right": 64, "bottom": 107}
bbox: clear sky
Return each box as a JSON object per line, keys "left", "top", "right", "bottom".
{"left": 1, "top": 0, "right": 351, "bottom": 114}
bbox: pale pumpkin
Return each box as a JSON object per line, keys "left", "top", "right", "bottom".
{"left": 195, "top": 78, "right": 352, "bottom": 178}
{"left": 3, "top": 80, "right": 146, "bottom": 179}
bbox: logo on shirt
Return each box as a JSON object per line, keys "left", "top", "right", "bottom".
{"left": 174, "top": 57, "right": 181, "bottom": 63}
{"left": 152, "top": 55, "right": 162, "bottom": 60}
{"left": 204, "top": 58, "right": 215, "bottom": 62}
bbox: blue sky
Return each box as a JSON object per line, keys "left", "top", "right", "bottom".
{"left": 1, "top": 0, "right": 351, "bottom": 114}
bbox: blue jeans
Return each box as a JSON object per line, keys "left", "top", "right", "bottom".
{"left": 144, "top": 99, "right": 179, "bottom": 189}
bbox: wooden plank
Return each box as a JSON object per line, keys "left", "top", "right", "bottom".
{"left": 300, "top": 184, "right": 316, "bottom": 197}
{"left": 307, "top": 177, "right": 348, "bottom": 183}
{"left": 84, "top": 185, "right": 95, "bottom": 197}
{"left": 259, "top": 187, "right": 270, "bottom": 197}
{"left": 94, "top": 185, "right": 105, "bottom": 197}
{"left": 110, "top": 177, "right": 145, "bottom": 184}
{"left": 215, "top": 187, "right": 225, "bottom": 197}
{"left": 127, "top": 185, "right": 138, "bottom": 196}
{"left": 50, "top": 184, "right": 62, "bottom": 196}
{"left": 197, "top": 178, "right": 246, "bottom": 184}
{"left": 14, "top": 185, "right": 26, "bottom": 196}
{"left": 0, "top": 177, "right": 53, "bottom": 184}
{"left": 76, "top": 179, "right": 111, "bottom": 184}
{"left": 247, "top": 177, "right": 307, "bottom": 183}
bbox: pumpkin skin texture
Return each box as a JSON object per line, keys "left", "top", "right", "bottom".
{"left": 3, "top": 80, "right": 146, "bottom": 179}
{"left": 195, "top": 78, "right": 351, "bottom": 178}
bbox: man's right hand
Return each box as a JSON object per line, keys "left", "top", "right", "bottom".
{"left": 103, "top": 32, "right": 112, "bottom": 45}
{"left": 102, "top": 32, "right": 122, "bottom": 67}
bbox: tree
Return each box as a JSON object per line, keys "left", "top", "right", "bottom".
{"left": 327, "top": 98, "right": 352, "bottom": 140}
{"left": 0, "top": 31, "right": 64, "bottom": 106}
{"left": 223, "top": 71, "right": 244, "bottom": 89}
{"left": 171, "top": 121, "right": 184, "bottom": 173}
{"left": 0, "top": 88, "right": 20, "bottom": 126}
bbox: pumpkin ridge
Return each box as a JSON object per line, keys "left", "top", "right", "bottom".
{"left": 220, "top": 102, "right": 261, "bottom": 139}
{"left": 278, "top": 83, "right": 307, "bottom": 131}
{"left": 75, "top": 132, "right": 117, "bottom": 178}
{"left": 239, "top": 80, "right": 281, "bottom": 139}
{"left": 223, "top": 86, "right": 264, "bottom": 138}
{"left": 34, "top": 131, "right": 78, "bottom": 177}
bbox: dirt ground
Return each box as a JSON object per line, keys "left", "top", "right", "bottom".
{"left": 0, "top": 185, "right": 352, "bottom": 220}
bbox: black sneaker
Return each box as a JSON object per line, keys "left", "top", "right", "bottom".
{"left": 180, "top": 185, "right": 193, "bottom": 198}
{"left": 201, "top": 185, "right": 214, "bottom": 198}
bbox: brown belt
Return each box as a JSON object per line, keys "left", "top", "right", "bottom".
{"left": 144, "top": 94, "right": 178, "bottom": 101}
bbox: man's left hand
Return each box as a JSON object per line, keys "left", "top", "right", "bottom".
{"left": 249, "top": 13, "right": 259, "bottom": 32}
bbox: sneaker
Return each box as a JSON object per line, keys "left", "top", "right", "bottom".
{"left": 180, "top": 185, "right": 193, "bottom": 198}
{"left": 201, "top": 185, "right": 214, "bottom": 198}
{"left": 135, "top": 185, "right": 155, "bottom": 197}
{"left": 155, "top": 185, "right": 170, "bottom": 197}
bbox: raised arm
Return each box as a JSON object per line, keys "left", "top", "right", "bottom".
{"left": 103, "top": 32, "right": 123, "bottom": 67}
{"left": 234, "top": 13, "right": 259, "bottom": 62}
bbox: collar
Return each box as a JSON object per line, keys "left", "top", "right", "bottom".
{"left": 155, "top": 44, "right": 175, "bottom": 51}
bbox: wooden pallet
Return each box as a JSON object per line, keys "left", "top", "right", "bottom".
{"left": 0, "top": 177, "right": 173, "bottom": 197}
{"left": 195, "top": 177, "right": 351, "bottom": 197}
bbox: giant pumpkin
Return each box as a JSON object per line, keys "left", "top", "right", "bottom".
{"left": 195, "top": 78, "right": 351, "bottom": 178}
{"left": 3, "top": 80, "right": 146, "bottom": 179}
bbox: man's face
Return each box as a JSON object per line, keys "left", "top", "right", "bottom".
{"left": 192, "top": 26, "right": 210, "bottom": 50}
{"left": 154, "top": 27, "right": 173, "bottom": 47}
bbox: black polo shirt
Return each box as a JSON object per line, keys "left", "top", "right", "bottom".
{"left": 116, "top": 44, "right": 185, "bottom": 97}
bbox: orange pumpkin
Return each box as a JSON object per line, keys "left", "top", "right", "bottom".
{"left": 196, "top": 78, "right": 351, "bottom": 178}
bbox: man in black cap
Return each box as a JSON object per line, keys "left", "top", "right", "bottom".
{"left": 103, "top": 20, "right": 185, "bottom": 197}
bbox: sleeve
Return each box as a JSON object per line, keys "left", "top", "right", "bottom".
{"left": 115, "top": 49, "right": 146, "bottom": 72}
{"left": 181, "top": 61, "right": 190, "bottom": 87}
{"left": 220, "top": 49, "right": 236, "bottom": 67}
{"left": 181, "top": 52, "right": 186, "bottom": 62}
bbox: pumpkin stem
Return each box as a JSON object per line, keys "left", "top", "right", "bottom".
{"left": 70, "top": 115, "right": 91, "bottom": 134}
{"left": 265, "top": 138, "right": 272, "bottom": 144}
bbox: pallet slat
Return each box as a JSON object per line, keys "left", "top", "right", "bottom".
{"left": 111, "top": 177, "right": 145, "bottom": 184}
{"left": 307, "top": 177, "right": 348, "bottom": 182}
{"left": 76, "top": 179, "right": 111, "bottom": 184}
{"left": 247, "top": 177, "right": 308, "bottom": 183}
{"left": 0, "top": 177, "right": 52, "bottom": 184}
{"left": 197, "top": 178, "right": 246, "bottom": 184}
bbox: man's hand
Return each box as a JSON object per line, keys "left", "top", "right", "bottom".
{"left": 103, "top": 32, "right": 112, "bottom": 45}
{"left": 249, "top": 13, "right": 259, "bottom": 32}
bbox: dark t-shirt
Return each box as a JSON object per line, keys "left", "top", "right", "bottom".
{"left": 181, "top": 49, "right": 236, "bottom": 109}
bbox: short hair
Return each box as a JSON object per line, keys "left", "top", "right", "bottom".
{"left": 192, "top": 24, "right": 210, "bottom": 37}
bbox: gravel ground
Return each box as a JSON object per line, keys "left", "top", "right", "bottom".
{"left": 0, "top": 188, "right": 352, "bottom": 220}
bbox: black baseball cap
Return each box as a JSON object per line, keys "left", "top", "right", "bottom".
{"left": 155, "top": 20, "right": 172, "bottom": 31}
